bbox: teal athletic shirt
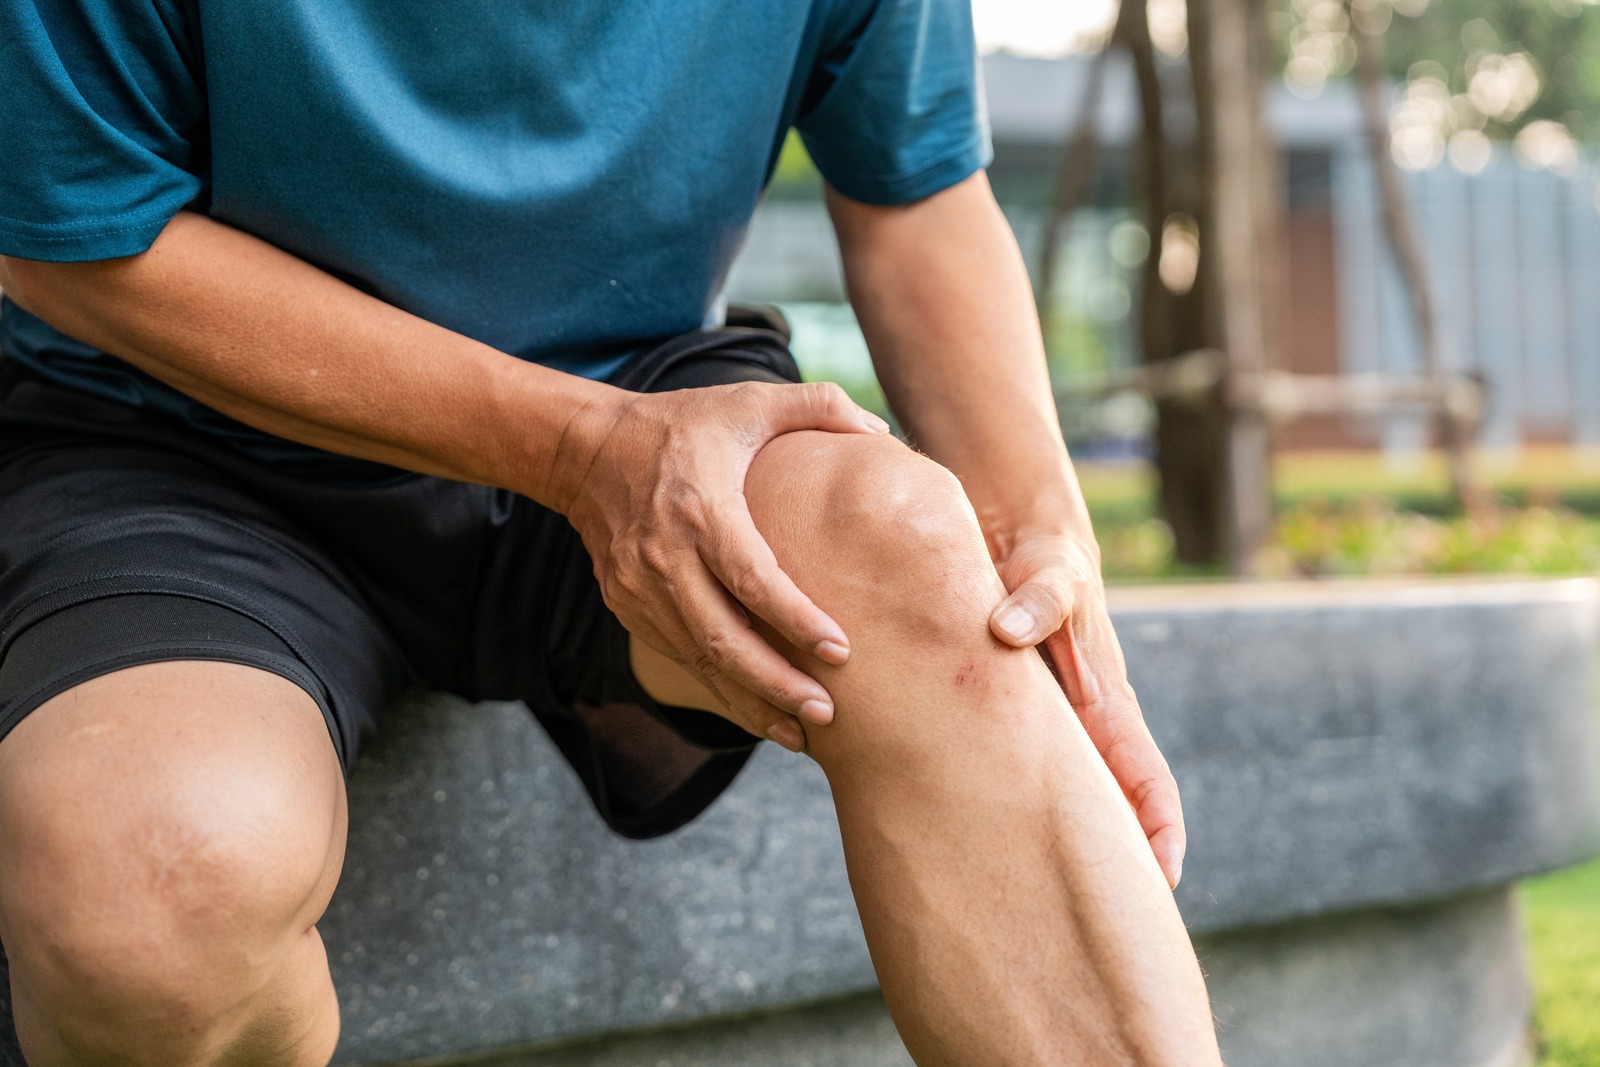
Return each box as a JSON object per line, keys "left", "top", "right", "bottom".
{"left": 0, "top": 0, "right": 990, "bottom": 474}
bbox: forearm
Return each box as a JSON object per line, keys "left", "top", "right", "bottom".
{"left": 0, "top": 211, "right": 614, "bottom": 507}
{"left": 829, "top": 173, "right": 1095, "bottom": 558}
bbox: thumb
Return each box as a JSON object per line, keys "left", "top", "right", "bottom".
{"left": 990, "top": 576, "right": 1075, "bottom": 648}
{"left": 771, "top": 381, "right": 891, "bottom": 436}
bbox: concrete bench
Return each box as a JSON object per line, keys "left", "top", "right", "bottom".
{"left": 2, "top": 577, "right": 1597, "bottom": 1066}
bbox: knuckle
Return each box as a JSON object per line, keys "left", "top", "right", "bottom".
{"left": 728, "top": 381, "right": 764, "bottom": 411}
{"left": 724, "top": 560, "right": 772, "bottom": 606}
{"left": 608, "top": 560, "right": 646, "bottom": 596}
{"left": 1128, "top": 769, "right": 1177, "bottom": 811}
{"left": 768, "top": 678, "right": 809, "bottom": 712}
{"left": 637, "top": 540, "right": 679, "bottom": 579}
{"left": 688, "top": 651, "right": 720, "bottom": 683}
{"left": 811, "top": 380, "right": 849, "bottom": 409}
{"left": 742, "top": 666, "right": 796, "bottom": 709}
{"left": 1037, "top": 572, "right": 1077, "bottom": 613}
{"left": 1098, "top": 732, "right": 1137, "bottom": 772}
{"left": 700, "top": 626, "right": 742, "bottom": 668}
{"left": 734, "top": 692, "right": 778, "bottom": 725}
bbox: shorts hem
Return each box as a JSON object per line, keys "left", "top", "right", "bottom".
{"left": 0, "top": 641, "right": 340, "bottom": 766}
{"left": 2, "top": 572, "right": 356, "bottom": 764}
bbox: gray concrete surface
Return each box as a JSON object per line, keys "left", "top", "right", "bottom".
{"left": 1201, "top": 888, "right": 1534, "bottom": 1067}
{"left": 1124, "top": 578, "right": 1600, "bottom": 932}
{"left": 463, "top": 889, "right": 1533, "bottom": 1067}
{"left": 464, "top": 993, "right": 915, "bottom": 1067}
{"left": 1, "top": 577, "right": 1595, "bottom": 1067}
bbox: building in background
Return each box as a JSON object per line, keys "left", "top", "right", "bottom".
{"left": 727, "top": 52, "right": 1600, "bottom": 456}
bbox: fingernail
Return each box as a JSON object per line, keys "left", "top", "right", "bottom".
{"left": 861, "top": 412, "right": 891, "bottom": 434}
{"left": 799, "top": 698, "right": 834, "bottom": 726}
{"left": 767, "top": 721, "right": 805, "bottom": 752}
{"left": 994, "top": 604, "right": 1036, "bottom": 644}
{"left": 814, "top": 639, "right": 850, "bottom": 665}
{"left": 1171, "top": 861, "right": 1183, "bottom": 891}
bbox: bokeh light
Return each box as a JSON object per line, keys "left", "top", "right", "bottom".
{"left": 1515, "top": 119, "right": 1579, "bottom": 175}
{"left": 1158, "top": 214, "right": 1200, "bottom": 296}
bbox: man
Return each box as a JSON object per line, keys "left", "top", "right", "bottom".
{"left": 0, "top": 0, "right": 1223, "bottom": 1063}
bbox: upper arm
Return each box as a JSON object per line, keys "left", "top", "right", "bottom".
{"left": 794, "top": 0, "right": 992, "bottom": 209}
{"left": 0, "top": 0, "right": 205, "bottom": 264}
{"left": 823, "top": 169, "right": 994, "bottom": 267}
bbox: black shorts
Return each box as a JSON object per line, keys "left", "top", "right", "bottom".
{"left": 0, "top": 321, "right": 801, "bottom": 839}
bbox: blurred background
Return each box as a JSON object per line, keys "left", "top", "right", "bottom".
{"left": 725, "top": 0, "right": 1600, "bottom": 1061}
{"left": 729, "top": 0, "right": 1600, "bottom": 583}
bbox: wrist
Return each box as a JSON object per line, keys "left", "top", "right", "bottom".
{"left": 976, "top": 497, "right": 1099, "bottom": 568}
{"left": 484, "top": 358, "right": 633, "bottom": 508}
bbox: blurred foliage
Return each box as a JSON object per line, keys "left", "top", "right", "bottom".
{"left": 1523, "top": 856, "right": 1600, "bottom": 1067}
{"left": 1381, "top": 0, "right": 1600, "bottom": 142}
{"left": 1275, "top": 0, "right": 1600, "bottom": 168}
{"left": 770, "top": 130, "right": 823, "bottom": 195}
{"left": 1262, "top": 497, "right": 1600, "bottom": 577}
{"left": 1045, "top": 308, "right": 1114, "bottom": 381}
{"left": 1096, "top": 498, "right": 1600, "bottom": 580}
{"left": 1087, "top": 448, "right": 1600, "bottom": 581}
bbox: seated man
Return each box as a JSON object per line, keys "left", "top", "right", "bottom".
{"left": 0, "top": 0, "right": 1222, "bottom": 1063}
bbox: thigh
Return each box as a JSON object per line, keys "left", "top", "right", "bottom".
{"left": 0, "top": 426, "right": 411, "bottom": 768}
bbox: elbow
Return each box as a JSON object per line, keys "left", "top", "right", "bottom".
{"left": 0, "top": 255, "right": 49, "bottom": 318}
{"left": 0, "top": 255, "right": 107, "bottom": 335}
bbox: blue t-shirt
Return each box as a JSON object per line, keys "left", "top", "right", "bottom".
{"left": 0, "top": 0, "right": 990, "bottom": 468}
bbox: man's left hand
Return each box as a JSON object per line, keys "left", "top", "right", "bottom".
{"left": 987, "top": 531, "right": 1186, "bottom": 890}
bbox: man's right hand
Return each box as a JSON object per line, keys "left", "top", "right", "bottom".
{"left": 551, "top": 379, "right": 890, "bottom": 748}
{"left": 0, "top": 215, "right": 881, "bottom": 749}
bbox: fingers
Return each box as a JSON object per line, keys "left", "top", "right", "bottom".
{"left": 1109, "top": 724, "right": 1187, "bottom": 890}
{"left": 699, "top": 508, "right": 850, "bottom": 669}
{"left": 1143, "top": 799, "right": 1188, "bottom": 891}
{"left": 1048, "top": 627, "right": 1186, "bottom": 889}
{"left": 1055, "top": 625, "right": 1102, "bottom": 711}
{"left": 633, "top": 609, "right": 812, "bottom": 752}
{"left": 762, "top": 380, "right": 892, "bottom": 437}
{"left": 990, "top": 571, "right": 1076, "bottom": 647}
{"left": 987, "top": 544, "right": 1186, "bottom": 887}
{"left": 572, "top": 380, "right": 889, "bottom": 754}
{"left": 671, "top": 562, "right": 837, "bottom": 727}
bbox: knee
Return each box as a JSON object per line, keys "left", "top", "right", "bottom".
{"left": 0, "top": 745, "right": 337, "bottom": 1062}
{"left": 749, "top": 431, "right": 1002, "bottom": 628}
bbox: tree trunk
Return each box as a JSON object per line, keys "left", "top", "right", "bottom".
{"left": 1193, "top": 0, "right": 1276, "bottom": 572}
{"left": 1349, "top": 3, "right": 1476, "bottom": 505}
{"left": 1120, "top": 0, "right": 1232, "bottom": 565}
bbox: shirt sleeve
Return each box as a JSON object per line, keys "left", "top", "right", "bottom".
{"left": 0, "top": 0, "right": 206, "bottom": 261}
{"left": 795, "top": 0, "right": 992, "bottom": 206}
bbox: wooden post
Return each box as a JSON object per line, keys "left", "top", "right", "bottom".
{"left": 1124, "top": 0, "right": 1233, "bottom": 566}
{"left": 1194, "top": 0, "right": 1276, "bottom": 573}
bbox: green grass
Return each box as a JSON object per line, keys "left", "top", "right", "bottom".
{"left": 1523, "top": 857, "right": 1600, "bottom": 1066}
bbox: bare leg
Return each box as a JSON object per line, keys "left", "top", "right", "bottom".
{"left": 0, "top": 662, "right": 346, "bottom": 1067}
{"left": 634, "top": 431, "right": 1220, "bottom": 1066}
